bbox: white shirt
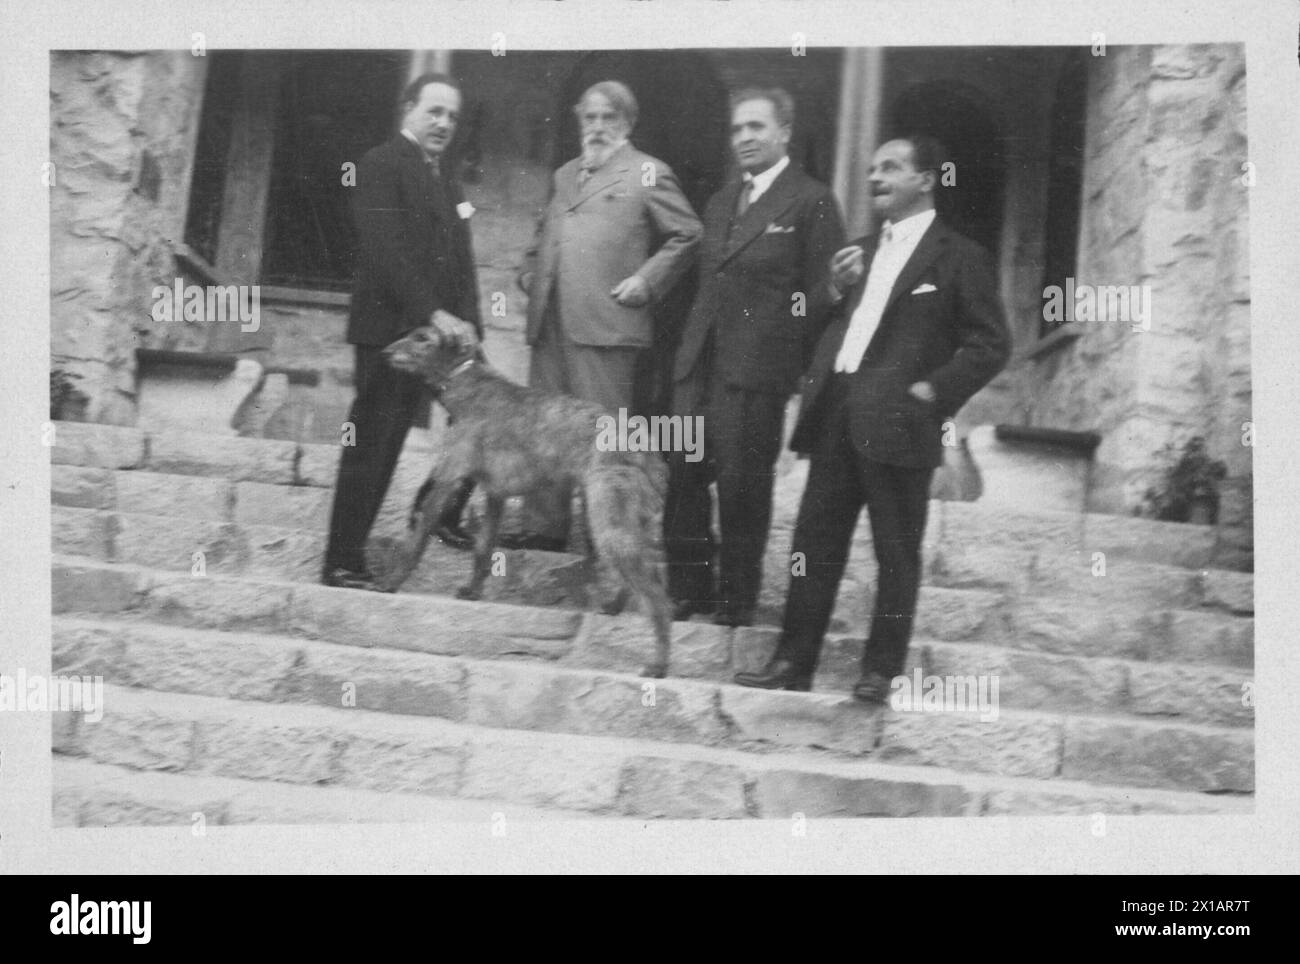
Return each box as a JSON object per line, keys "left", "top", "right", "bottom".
{"left": 833, "top": 208, "right": 937, "bottom": 374}
{"left": 742, "top": 154, "right": 790, "bottom": 206}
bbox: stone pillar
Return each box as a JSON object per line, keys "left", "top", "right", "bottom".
{"left": 1028, "top": 45, "right": 1250, "bottom": 566}
{"left": 50, "top": 51, "right": 208, "bottom": 425}
{"left": 831, "top": 47, "right": 885, "bottom": 239}
{"left": 1131, "top": 44, "right": 1251, "bottom": 566}
{"left": 408, "top": 50, "right": 453, "bottom": 83}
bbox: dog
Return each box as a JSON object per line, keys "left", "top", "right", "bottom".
{"left": 380, "top": 326, "right": 674, "bottom": 678}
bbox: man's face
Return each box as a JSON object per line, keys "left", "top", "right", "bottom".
{"left": 579, "top": 92, "right": 630, "bottom": 149}
{"left": 402, "top": 82, "right": 461, "bottom": 156}
{"left": 731, "top": 98, "right": 789, "bottom": 175}
{"left": 868, "top": 139, "right": 934, "bottom": 221}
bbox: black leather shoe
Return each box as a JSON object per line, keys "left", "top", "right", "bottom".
{"left": 497, "top": 532, "right": 568, "bottom": 552}
{"left": 713, "top": 606, "right": 755, "bottom": 628}
{"left": 434, "top": 521, "right": 473, "bottom": 550}
{"left": 322, "top": 566, "right": 386, "bottom": 591}
{"left": 852, "top": 671, "right": 892, "bottom": 706}
{"left": 734, "top": 658, "right": 813, "bottom": 692}
{"left": 672, "top": 598, "right": 716, "bottom": 621}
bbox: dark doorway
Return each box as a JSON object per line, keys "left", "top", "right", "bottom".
{"left": 889, "top": 81, "right": 1005, "bottom": 256}
{"left": 1039, "top": 51, "right": 1088, "bottom": 337}
{"left": 556, "top": 52, "right": 730, "bottom": 416}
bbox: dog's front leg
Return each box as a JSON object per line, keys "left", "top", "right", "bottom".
{"left": 383, "top": 473, "right": 455, "bottom": 592}
{"left": 457, "top": 493, "right": 504, "bottom": 600}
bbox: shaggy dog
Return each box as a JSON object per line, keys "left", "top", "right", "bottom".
{"left": 381, "top": 327, "right": 674, "bottom": 678}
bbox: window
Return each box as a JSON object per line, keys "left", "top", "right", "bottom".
{"left": 183, "top": 50, "right": 410, "bottom": 292}
{"left": 260, "top": 51, "right": 409, "bottom": 291}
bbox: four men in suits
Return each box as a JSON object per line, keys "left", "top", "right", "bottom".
{"left": 323, "top": 72, "right": 1010, "bottom": 708}
{"left": 735, "top": 135, "right": 1011, "bottom": 701}
{"left": 321, "top": 72, "right": 481, "bottom": 590}
{"left": 665, "top": 88, "right": 845, "bottom": 626}
{"left": 510, "top": 80, "right": 702, "bottom": 551}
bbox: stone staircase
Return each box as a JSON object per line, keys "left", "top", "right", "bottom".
{"left": 48, "top": 421, "right": 1255, "bottom": 825}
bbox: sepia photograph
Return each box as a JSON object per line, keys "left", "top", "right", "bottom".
{"left": 4, "top": 0, "right": 1298, "bottom": 878}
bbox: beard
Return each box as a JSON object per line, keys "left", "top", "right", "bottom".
{"left": 580, "top": 134, "right": 624, "bottom": 170}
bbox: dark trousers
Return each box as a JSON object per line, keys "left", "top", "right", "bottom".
{"left": 664, "top": 365, "right": 787, "bottom": 612}
{"left": 322, "top": 345, "right": 425, "bottom": 574}
{"left": 777, "top": 377, "right": 934, "bottom": 679}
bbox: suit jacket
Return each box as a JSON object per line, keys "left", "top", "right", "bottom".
{"left": 525, "top": 143, "right": 702, "bottom": 349}
{"left": 347, "top": 134, "right": 481, "bottom": 347}
{"left": 790, "top": 217, "right": 1011, "bottom": 469}
{"left": 673, "top": 163, "right": 845, "bottom": 395}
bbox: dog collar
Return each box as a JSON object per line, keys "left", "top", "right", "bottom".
{"left": 447, "top": 355, "right": 477, "bottom": 379}
{"left": 434, "top": 353, "right": 480, "bottom": 393}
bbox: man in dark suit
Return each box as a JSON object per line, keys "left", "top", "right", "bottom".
{"left": 666, "top": 87, "right": 845, "bottom": 626}
{"left": 509, "top": 80, "right": 702, "bottom": 551}
{"left": 322, "top": 72, "right": 482, "bottom": 590}
{"left": 735, "top": 134, "right": 1011, "bottom": 700}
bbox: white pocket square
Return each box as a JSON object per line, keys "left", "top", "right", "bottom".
{"left": 456, "top": 201, "right": 475, "bottom": 220}
{"left": 911, "top": 283, "right": 937, "bottom": 295}
{"left": 764, "top": 223, "right": 795, "bottom": 234}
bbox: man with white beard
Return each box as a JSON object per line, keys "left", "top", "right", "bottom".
{"left": 510, "top": 80, "right": 702, "bottom": 551}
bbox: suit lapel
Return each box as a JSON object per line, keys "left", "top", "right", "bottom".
{"left": 566, "top": 145, "right": 633, "bottom": 211}
{"left": 879, "top": 220, "right": 946, "bottom": 321}
{"left": 825, "top": 219, "right": 950, "bottom": 373}
{"left": 841, "top": 220, "right": 948, "bottom": 319}
{"left": 718, "top": 166, "right": 800, "bottom": 268}
{"left": 396, "top": 134, "right": 448, "bottom": 223}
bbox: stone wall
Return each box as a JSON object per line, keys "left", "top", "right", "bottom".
{"left": 1140, "top": 43, "right": 1250, "bottom": 568}
{"left": 1027, "top": 44, "right": 1251, "bottom": 565}
{"left": 1029, "top": 46, "right": 1149, "bottom": 479}
{"left": 50, "top": 51, "right": 207, "bottom": 424}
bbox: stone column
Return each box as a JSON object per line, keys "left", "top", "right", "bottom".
{"left": 50, "top": 51, "right": 208, "bottom": 425}
{"left": 831, "top": 47, "right": 885, "bottom": 239}
{"left": 1131, "top": 44, "right": 1251, "bottom": 566}
{"left": 1033, "top": 44, "right": 1250, "bottom": 567}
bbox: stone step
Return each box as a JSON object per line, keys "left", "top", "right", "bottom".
{"left": 52, "top": 461, "right": 1255, "bottom": 638}
{"left": 52, "top": 615, "right": 1254, "bottom": 790}
{"left": 52, "top": 557, "right": 1254, "bottom": 710}
{"left": 52, "top": 497, "right": 1254, "bottom": 670}
{"left": 50, "top": 562, "right": 1252, "bottom": 727}
{"left": 54, "top": 683, "right": 1251, "bottom": 817}
{"left": 55, "top": 456, "right": 1257, "bottom": 616}
{"left": 54, "top": 758, "right": 596, "bottom": 828}
{"left": 51, "top": 421, "right": 1248, "bottom": 575}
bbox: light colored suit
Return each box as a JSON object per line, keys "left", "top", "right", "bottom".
{"left": 518, "top": 142, "right": 701, "bottom": 544}
{"left": 526, "top": 143, "right": 702, "bottom": 350}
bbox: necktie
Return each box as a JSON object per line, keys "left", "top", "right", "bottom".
{"left": 736, "top": 179, "right": 754, "bottom": 217}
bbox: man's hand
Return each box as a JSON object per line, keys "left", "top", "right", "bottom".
{"left": 610, "top": 275, "right": 651, "bottom": 308}
{"left": 429, "top": 309, "right": 478, "bottom": 350}
{"left": 830, "top": 244, "right": 866, "bottom": 296}
{"left": 908, "top": 381, "right": 937, "bottom": 404}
